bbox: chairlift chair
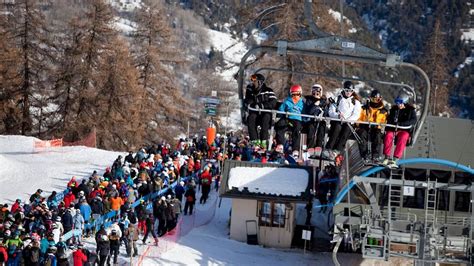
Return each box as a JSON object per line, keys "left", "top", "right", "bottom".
{"left": 237, "top": 36, "right": 430, "bottom": 151}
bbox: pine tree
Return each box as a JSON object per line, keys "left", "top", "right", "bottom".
{"left": 0, "top": 14, "right": 21, "bottom": 134}
{"left": 132, "top": 0, "right": 190, "bottom": 144}
{"left": 420, "top": 20, "right": 451, "bottom": 115}
{"left": 95, "top": 37, "right": 144, "bottom": 150}
{"left": 58, "top": 0, "right": 118, "bottom": 141}
{"left": 2, "top": 0, "right": 55, "bottom": 135}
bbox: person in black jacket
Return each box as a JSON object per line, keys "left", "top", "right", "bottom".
{"left": 244, "top": 73, "right": 277, "bottom": 148}
{"left": 96, "top": 234, "right": 110, "bottom": 266}
{"left": 183, "top": 186, "right": 196, "bottom": 215}
{"left": 62, "top": 208, "right": 73, "bottom": 233}
{"left": 125, "top": 151, "right": 135, "bottom": 164}
{"left": 142, "top": 214, "right": 158, "bottom": 245}
{"left": 303, "top": 84, "right": 328, "bottom": 150}
{"left": 108, "top": 229, "right": 120, "bottom": 265}
{"left": 382, "top": 93, "right": 417, "bottom": 167}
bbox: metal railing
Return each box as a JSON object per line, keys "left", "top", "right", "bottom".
{"left": 247, "top": 106, "right": 413, "bottom": 130}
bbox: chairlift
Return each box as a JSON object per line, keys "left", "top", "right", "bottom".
{"left": 236, "top": 36, "right": 430, "bottom": 149}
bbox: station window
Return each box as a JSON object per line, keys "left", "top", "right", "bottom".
{"left": 258, "top": 201, "right": 286, "bottom": 227}
{"left": 454, "top": 192, "right": 470, "bottom": 212}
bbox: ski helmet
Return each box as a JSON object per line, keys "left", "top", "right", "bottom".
{"left": 370, "top": 90, "right": 382, "bottom": 103}
{"left": 290, "top": 85, "right": 302, "bottom": 95}
{"left": 311, "top": 84, "right": 323, "bottom": 92}
{"left": 250, "top": 73, "right": 265, "bottom": 82}
{"left": 395, "top": 93, "right": 410, "bottom": 105}
{"left": 343, "top": 80, "right": 354, "bottom": 91}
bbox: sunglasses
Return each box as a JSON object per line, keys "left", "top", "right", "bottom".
{"left": 291, "top": 93, "right": 301, "bottom": 96}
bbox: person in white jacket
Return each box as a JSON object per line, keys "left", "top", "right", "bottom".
{"left": 323, "top": 81, "right": 362, "bottom": 158}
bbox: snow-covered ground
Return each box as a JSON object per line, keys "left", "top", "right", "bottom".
{"left": 0, "top": 135, "right": 124, "bottom": 203}
{"left": 1, "top": 135, "right": 414, "bottom": 265}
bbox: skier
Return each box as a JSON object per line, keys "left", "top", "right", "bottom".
{"left": 303, "top": 83, "right": 328, "bottom": 152}
{"left": 382, "top": 93, "right": 417, "bottom": 167}
{"left": 323, "top": 81, "right": 362, "bottom": 159}
{"left": 275, "top": 85, "right": 304, "bottom": 152}
{"left": 357, "top": 89, "right": 388, "bottom": 162}
{"left": 244, "top": 73, "right": 277, "bottom": 148}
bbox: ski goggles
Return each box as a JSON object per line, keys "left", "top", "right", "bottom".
{"left": 371, "top": 96, "right": 382, "bottom": 102}
{"left": 291, "top": 92, "right": 302, "bottom": 96}
{"left": 311, "top": 86, "right": 322, "bottom": 93}
{"left": 343, "top": 88, "right": 354, "bottom": 93}
{"left": 395, "top": 99, "right": 405, "bottom": 105}
{"left": 250, "top": 74, "right": 258, "bottom": 82}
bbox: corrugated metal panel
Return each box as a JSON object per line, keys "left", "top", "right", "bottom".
{"left": 406, "top": 116, "right": 474, "bottom": 170}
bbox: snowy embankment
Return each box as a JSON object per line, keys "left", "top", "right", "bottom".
{"left": 0, "top": 135, "right": 124, "bottom": 203}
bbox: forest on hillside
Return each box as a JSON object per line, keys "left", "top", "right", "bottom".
{"left": 1, "top": 0, "right": 472, "bottom": 150}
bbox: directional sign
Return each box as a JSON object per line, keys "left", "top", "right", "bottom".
{"left": 200, "top": 97, "right": 221, "bottom": 105}
{"left": 205, "top": 103, "right": 218, "bottom": 108}
{"left": 205, "top": 108, "right": 217, "bottom": 116}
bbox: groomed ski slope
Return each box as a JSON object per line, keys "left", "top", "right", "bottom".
{"left": 0, "top": 135, "right": 124, "bottom": 203}
{"left": 0, "top": 135, "right": 411, "bottom": 265}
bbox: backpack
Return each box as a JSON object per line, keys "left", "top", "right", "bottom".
{"left": 186, "top": 195, "right": 194, "bottom": 202}
{"left": 8, "top": 244, "right": 16, "bottom": 255}
{"left": 44, "top": 255, "right": 53, "bottom": 266}
{"left": 57, "top": 244, "right": 67, "bottom": 259}
{"left": 336, "top": 95, "right": 356, "bottom": 107}
{"left": 128, "top": 211, "right": 137, "bottom": 224}
{"left": 30, "top": 249, "right": 40, "bottom": 263}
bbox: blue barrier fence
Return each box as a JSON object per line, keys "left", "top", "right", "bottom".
{"left": 61, "top": 176, "right": 192, "bottom": 241}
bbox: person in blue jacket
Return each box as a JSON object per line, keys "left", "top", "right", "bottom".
{"left": 275, "top": 85, "right": 304, "bottom": 151}
{"left": 79, "top": 200, "right": 92, "bottom": 224}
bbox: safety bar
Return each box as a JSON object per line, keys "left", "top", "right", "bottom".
{"left": 247, "top": 106, "right": 413, "bottom": 130}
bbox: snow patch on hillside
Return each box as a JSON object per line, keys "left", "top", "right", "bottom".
{"left": 461, "top": 28, "right": 474, "bottom": 42}
{"left": 207, "top": 29, "right": 248, "bottom": 82}
{"left": 109, "top": 0, "right": 141, "bottom": 12}
{"left": 328, "top": 9, "right": 357, "bottom": 33}
{"left": 114, "top": 17, "right": 136, "bottom": 33}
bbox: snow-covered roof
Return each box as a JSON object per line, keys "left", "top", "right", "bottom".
{"left": 228, "top": 166, "right": 309, "bottom": 197}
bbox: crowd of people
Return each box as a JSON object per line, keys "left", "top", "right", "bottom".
{"left": 0, "top": 139, "right": 225, "bottom": 266}
{"left": 244, "top": 73, "right": 417, "bottom": 168}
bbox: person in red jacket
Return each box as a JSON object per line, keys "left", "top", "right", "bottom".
{"left": 73, "top": 245, "right": 87, "bottom": 266}
{"left": 199, "top": 166, "right": 212, "bottom": 204}
{"left": 10, "top": 199, "right": 21, "bottom": 214}
{"left": 63, "top": 191, "right": 76, "bottom": 208}
{"left": 68, "top": 176, "right": 79, "bottom": 188}
{"left": 0, "top": 241, "right": 8, "bottom": 265}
